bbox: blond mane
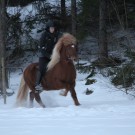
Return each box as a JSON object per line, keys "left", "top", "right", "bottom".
{"left": 47, "top": 33, "right": 77, "bottom": 71}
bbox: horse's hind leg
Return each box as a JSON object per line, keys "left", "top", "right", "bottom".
{"left": 70, "top": 88, "right": 80, "bottom": 106}
{"left": 29, "top": 91, "right": 34, "bottom": 108}
{"left": 34, "top": 92, "right": 45, "bottom": 108}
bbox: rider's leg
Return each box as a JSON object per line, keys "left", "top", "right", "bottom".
{"left": 35, "top": 70, "right": 42, "bottom": 91}
{"left": 35, "top": 57, "right": 50, "bottom": 91}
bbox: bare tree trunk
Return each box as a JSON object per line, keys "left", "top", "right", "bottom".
{"left": 61, "top": 0, "right": 67, "bottom": 31}
{"left": 71, "top": 0, "right": 77, "bottom": 36}
{"left": 61, "top": 0, "right": 66, "bottom": 19}
{"left": 0, "top": 0, "right": 7, "bottom": 103}
{"left": 99, "top": 0, "right": 108, "bottom": 62}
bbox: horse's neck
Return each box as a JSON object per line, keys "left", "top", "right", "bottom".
{"left": 60, "top": 46, "right": 67, "bottom": 61}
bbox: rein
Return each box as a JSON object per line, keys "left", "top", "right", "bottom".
{"left": 60, "top": 57, "right": 73, "bottom": 63}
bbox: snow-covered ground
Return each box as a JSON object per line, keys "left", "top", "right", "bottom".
{"left": 0, "top": 69, "right": 135, "bottom": 135}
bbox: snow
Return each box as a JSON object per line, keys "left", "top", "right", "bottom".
{"left": 7, "top": 5, "right": 36, "bottom": 21}
{"left": 0, "top": 69, "right": 135, "bottom": 135}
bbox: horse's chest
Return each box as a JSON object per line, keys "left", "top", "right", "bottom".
{"left": 63, "top": 64, "right": 76, "bottom": 78}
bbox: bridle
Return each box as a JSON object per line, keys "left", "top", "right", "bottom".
{"left": 65, "top": 43, "right": 77, "bottom": 61}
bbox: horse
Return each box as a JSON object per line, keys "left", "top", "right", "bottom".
{"left": 16, "top": 33, "right": 80, "bottom": 108}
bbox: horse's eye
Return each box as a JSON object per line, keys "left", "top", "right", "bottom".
{"left": 71, "top": 45, "right": 75, "bottom": 48}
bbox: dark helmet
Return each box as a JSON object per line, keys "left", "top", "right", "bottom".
{"left": 46, "top": 20, "right": 55, "bottom": 29}
{"left": 46, "top": 20, "right": 60, "bottom": 32}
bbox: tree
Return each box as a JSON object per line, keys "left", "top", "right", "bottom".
{"left": 99, "top": 0, "right": 108, "bottom": 62}
{"left": 0, "top": 0, "right": 7, "bottom": 103}
{"left": 71, "top": 0, "right": 77, "bottom": 36}
{"left": 61, "top": 0, "right": 67, "bottom": 31}
{"left": 61, "top": 0, "right": 66, "bottom": 20}
{"left": 77, "top": 0, "right": 99, "bottom": 39}
{"left": 5, "top": 0, "right": 38, "bottom": 7}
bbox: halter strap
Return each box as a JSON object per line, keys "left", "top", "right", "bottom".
{"left": 60, "top": 57, "right": 73, "bottom": 63}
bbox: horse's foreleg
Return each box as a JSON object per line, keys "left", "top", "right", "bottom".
{"left": 70, "top": 88, "right": 80, "bottom": 106}
{"left": 34, "top": 92, "right": 45, "bottom": 108}
{"left": 59, "top": 89, "right": 68, "bottom": 96}
{"left": 29, "top": 91, "right": 34, "bottom": 108}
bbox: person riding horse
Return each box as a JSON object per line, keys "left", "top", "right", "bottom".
{"left": 35, "top": 20, "right": 62, "bottom": 91}
{"left": 16, "top": 33, "right": 80, "bottom": 108}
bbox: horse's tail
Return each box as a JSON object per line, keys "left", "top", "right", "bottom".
{"left": 16, "top": 75, "right": 29, "bottom": 107}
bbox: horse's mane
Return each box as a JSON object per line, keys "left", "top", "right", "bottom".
{"left": 47, "top": 33, "right": 77, "bottom": 71}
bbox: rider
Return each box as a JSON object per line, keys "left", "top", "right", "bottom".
{"left": 35, "top": 20, "right": 62, "bottom": 91}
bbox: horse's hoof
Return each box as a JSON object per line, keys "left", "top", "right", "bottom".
{"left": 42, "top": 104, "right": 45, "bottom": 108}
{"left": 60, "top": 93, "right": 67, "bottom": 96}
{"left": 59, "top": 90, "right": 68, "bottom": 96}
{"left": 75, "top": 102, "right": 81, "bottom": 106}
{"left": 29, "top": 105, "right": 33, "bottom": 108}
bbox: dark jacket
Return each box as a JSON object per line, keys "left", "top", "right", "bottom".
{"left": 38, "top": 30, "right": 62, "bottom": 58}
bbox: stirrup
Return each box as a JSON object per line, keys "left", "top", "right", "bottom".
{"left": 35, "top": 84, "right": 44, "bottom": 91}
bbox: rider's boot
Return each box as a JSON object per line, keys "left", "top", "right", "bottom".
{"left": 35, "top": 70, "right": 44, "bottom": 91}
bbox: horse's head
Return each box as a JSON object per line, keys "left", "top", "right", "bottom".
{"left": 65, "top": 43, "right": 78, "bottom": 61}
{"left": 61, "top": 33, "right": 78, "bottom": 61}
{"left": 47, "top": 33, "right": 78, "bottom": 70}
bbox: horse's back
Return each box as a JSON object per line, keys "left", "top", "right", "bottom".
{"left": 25, "top": 62, "right": 38, "bottom": 71}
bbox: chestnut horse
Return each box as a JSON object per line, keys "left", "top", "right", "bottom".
{"left": 16, "top": 33, "right": 80, "bottom": 108}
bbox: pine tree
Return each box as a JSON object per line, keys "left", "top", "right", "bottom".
{"left": 99, "top": 0, "right": 108, "bottom": 62}
{"left": 0, "top": 0, "right": 7, "bottom": 103}
{"left": 71, "top": 0, "right": 77, "bottom": 36}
